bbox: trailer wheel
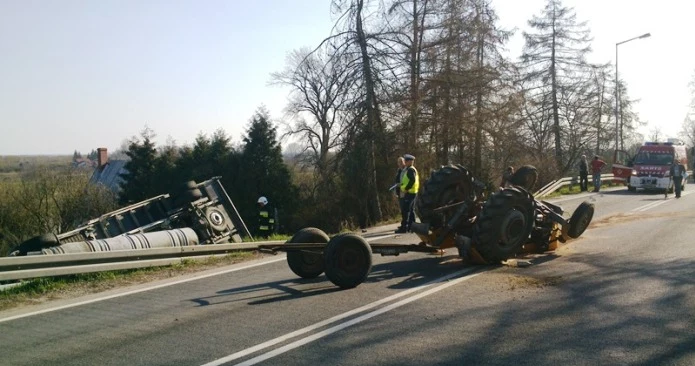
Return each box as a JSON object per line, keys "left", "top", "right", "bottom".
{"left": 567, "top": 201, "right": 594, "bottom": 239}
{"left": 415, "top": 164, "right": 475, "bottom": 229}
{"left": 287, "top": 228, "right": 328, "bottom": 279}
{"left": 508, "top": 165, "right": 538, "bottom": 191}
{"left": 324, "top": 234, "right": 372, "bottom": 289}
{"left": 474, "top": 187, "right": 534, "bottom": 263}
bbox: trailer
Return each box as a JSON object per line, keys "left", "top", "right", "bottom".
{"left": 260, "top": 164, "right": 595, "bottom": 289}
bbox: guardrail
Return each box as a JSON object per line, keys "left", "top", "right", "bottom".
{"left": 0, "top": 241, "right": 283, "bottom": 282}
{"left": 534, "top": 174, "right": 615, "bottom": 198}
{"left": 534, "top": 170, "right": 693, "bottom": 198}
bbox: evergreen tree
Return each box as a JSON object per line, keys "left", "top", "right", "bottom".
{"left": 238, "top": 107, "right": 298, "bottom": 232}
{"left": 118, "top": 128, "right": 160, "bottom": 204}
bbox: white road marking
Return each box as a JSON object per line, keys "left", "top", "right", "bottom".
{"left": 201, "top": 267, "right": 482, "bottom": 366}
{"left": 631, "top": 190, "right": 692, "bottom": 212}
{"left": 0, "top": 256, "right": 287, "bottom": 324}
{"left": 0, "top": 234, "right": 396, "bottom": 323}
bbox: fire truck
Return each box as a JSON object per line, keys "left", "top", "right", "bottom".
{"left": 612, "top": 141, "right": 688, "bottom": 192}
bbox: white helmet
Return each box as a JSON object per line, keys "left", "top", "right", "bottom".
{"left": 257, "top": 196, "right": 268, "bottom": 205}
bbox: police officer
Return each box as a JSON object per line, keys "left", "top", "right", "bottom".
{"left": 256, "top": 196, "right": 276, "bottom": 238}
{"left": 396, "top": 154, "right": 419, "bottom": 234}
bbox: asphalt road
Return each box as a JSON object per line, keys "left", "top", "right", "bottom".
{"left": 2, "top": 187, "right": 695, "bottom": 366}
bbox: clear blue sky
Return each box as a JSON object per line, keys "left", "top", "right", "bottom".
{"left": 1, "top": 0, "right": 693, "bottom": 155}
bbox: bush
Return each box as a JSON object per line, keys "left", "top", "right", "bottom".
{"left": 0, "top": 167, "right": 117, "bottom": 256}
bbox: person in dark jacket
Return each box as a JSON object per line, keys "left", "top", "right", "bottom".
{"left": 393, "top": 156, "right": 406, "bottom": 231}
{"left": 670, "top": 160, "right": 686, "bottom": 198}
{"left": 396, "top": 154, "right": 419, "bottom": 234}
{"left": 501, "top": 166, "right": 514, "bottom": 188}
{"left": 256, "top": 196, "right": 276, "bottom": 238}
{"left": 578, "top": 155, "right": 589, "bottom": 192}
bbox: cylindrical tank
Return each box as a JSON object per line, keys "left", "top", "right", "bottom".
{"left": 40, "top": 228, "right": 199, "bottom": 255}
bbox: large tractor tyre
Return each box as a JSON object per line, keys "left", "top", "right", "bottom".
{"left": 473, "top": 187, "right": 535, "bottom": 263}
{"left": 508, "top": 165, "right": 538, "bottom": 192}
{"left": 287, "top": 228, "right": 329, "bottom": 279}
{"left": 415, "top": 164, "right": 475, "bottom": 229}
{"left": 566, "top": 201, "right": 594, "bottom": 239}
{"left": 13, "top": 233, "right": 60, "bottom": 256}
{"left": 324, "top": 233, "right": 373, "bottom": 289}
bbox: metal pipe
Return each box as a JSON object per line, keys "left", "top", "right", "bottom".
{"left": 40, "top": 228, "right": 200, "bottom": 255}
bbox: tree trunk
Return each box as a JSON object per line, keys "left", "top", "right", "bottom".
{"left": 355, "top": 0, "right": 383, "bottom": 224}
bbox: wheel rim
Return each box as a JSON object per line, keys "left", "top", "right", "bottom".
{"left": 337, "top": 245, "right": 365, "bottom": 273}
{"left": 499, "top": 209, "right": 526, "bottom": 247}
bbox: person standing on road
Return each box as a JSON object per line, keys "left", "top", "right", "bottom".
{"left": 591, "top": 155, "right": 606, "bottom": 192}
{"left": 256, "top": 196, "right": 276, "bottom": 238}
{"left": 393, "top": 156, "right": 406, "bottom": 231}
{"left": 670, "top": 160, "right": 686, "bottom": 198}
{"left": 501, "top": 166, "right": 514, "bottom": 189}
{"left": 396, "top": 154, "right": 419, "bottom": 234}
{"left": 578, "top": 155, "right": 589, "bottom": 192}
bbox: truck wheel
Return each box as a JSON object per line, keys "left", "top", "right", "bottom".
{"left": 473, "top": 187, "right": 534, "bottom": 263}
{"left": 13, "top": 233, "right": 60, "bottom": 256}
{"left": 627, "top": 186, "right": 636, "bottom": 192}
{"left": 567, "top": 201, "right": 594, "bottom": 239}
{"left": 415, "top": 164, "right": 475, "bottom": 229}
{"left": 324, "top": 234, "right": 372, "bottom": 289}
{"left": 287, "top": 228, "right": 328, "bottom": 279}
{"left": 509, "top": 165, "right": 538, "bottom": 192}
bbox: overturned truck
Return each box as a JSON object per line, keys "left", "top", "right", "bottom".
{"left": 263, "top": 164, "right": 594, "bottom": 289}
{"left": 10, "top": 177, "right": 251, "bottom": 256}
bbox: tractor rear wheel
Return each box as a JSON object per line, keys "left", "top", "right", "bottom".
{"left": 509, "top": 165, "right": 538, "bottom": 192}
{"left": 473, "top": 187, "right": 534, "bottom": 263}
{"left": 414, "top": 164, "right": 475, "bottom": 230}
{"left": 567, "top": 201, "right": 594, "bottom": 239}
{"left": 287, "top": 228, "right": 328, "bottom": 279}
{"left": 324, "top": 233, "right": 372, "bottom": 289}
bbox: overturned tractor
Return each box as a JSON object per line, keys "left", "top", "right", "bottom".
{"left": 262, "top": 164, "right": 595, "bottom": 289}
{"left": 412, "top": 164, "right": 594, "bottom": 263}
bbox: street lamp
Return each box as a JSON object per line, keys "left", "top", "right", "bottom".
{"left": 615, "top": 32, "right": 651, "bottom": 150}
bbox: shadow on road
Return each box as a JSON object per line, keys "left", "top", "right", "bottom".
{"left": 188, "top": 250, "right": 565, "bottom": 307}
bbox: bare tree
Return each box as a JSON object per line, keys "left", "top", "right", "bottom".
{"left": 271, "top": 47, "right": 355, "bottom": 182}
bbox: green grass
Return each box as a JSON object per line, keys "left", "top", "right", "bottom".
{"left": 542, "top": 181, "right": 622, "bottom": 198}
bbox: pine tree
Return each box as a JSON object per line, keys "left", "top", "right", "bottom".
{"left": 238, "top": 107, "right": 297, "bottom": 232}
{"left": 118, "top": 128, "right": 159, "bottom": 204}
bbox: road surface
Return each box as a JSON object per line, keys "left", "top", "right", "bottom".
{"left": 1, "top": 188, "right": 694, "bottom": 365}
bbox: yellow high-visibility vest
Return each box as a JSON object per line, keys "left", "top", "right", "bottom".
{"left": 400, "top": 166, "right": 419, "bottom": 194}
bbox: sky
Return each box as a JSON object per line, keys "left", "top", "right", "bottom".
{"left": 0, "top": 0, "right": 693, "bottom": 155}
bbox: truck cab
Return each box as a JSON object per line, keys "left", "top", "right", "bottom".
{"left": 624, "top": 142, "right": 688, "bottom": 192}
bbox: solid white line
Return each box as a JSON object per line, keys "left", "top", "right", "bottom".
{"left": 0, "top": 256, "right": 287, "bottom": 324}
{"left": 0, "top": 234, "right": 397, "bottom": 323}
{"left": 200, "top": 267, "right": 481, "bottom": 366}
{"left": 230, "top": 270, "right": 483, "bottom": 366}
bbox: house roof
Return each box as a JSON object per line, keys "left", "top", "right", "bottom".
{"left": 90, "top": 160, "right": 128, "bottom": 192}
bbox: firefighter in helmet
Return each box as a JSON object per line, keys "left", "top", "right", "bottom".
{"left": 256, "top": 196, "right": 276, "bottom": 238}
